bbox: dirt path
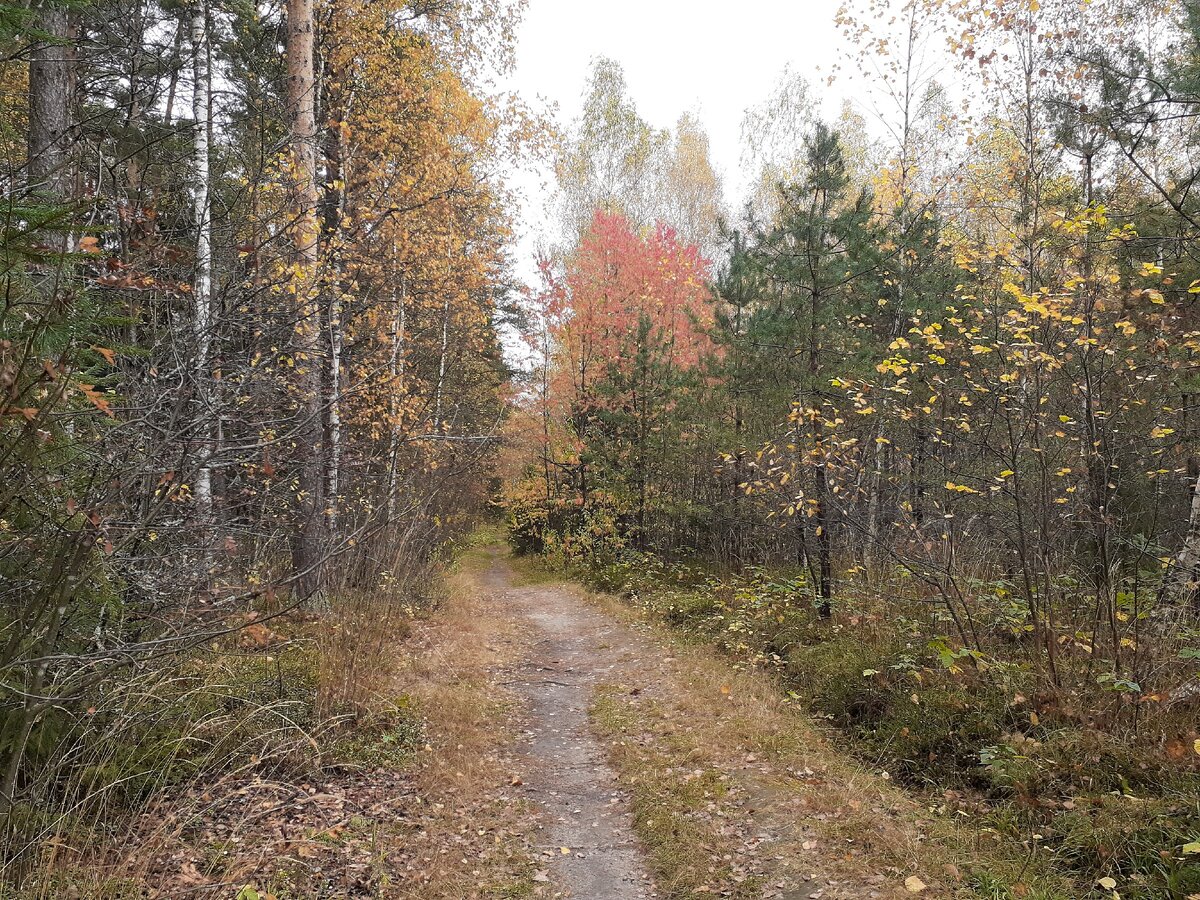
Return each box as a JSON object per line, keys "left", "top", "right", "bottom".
{"left": 478, "top": 548, "right": 656, "bottom": 898}
{"left": 468, "top": 543, "right": 970, "bottom": 900}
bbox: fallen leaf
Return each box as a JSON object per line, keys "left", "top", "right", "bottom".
{"left": 904, "top": 875, "right": 927, "bottom": 893}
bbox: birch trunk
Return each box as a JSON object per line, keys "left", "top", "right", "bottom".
{"left": 191, "top": 0, "right": 214, "bottom": 529}
{"left": 433, "top": 294, "right": 450, "bottom": 430}
{"left": 1170, "top": 468, "right": 1200, "bottom": 608}
{"left": 387, "top": 274, "right": 407, "bottom": 521}
{"left": 322, "top": 116, "right": 347, "bottom": 533}
{"left": 325, "top": 289, "right": 343, "bottom": 530}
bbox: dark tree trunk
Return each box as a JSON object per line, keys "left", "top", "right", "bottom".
{"left": 286, "top": 0, "right": 327, "bottom": 600}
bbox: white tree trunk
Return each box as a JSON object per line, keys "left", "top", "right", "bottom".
{"left": 387, "top": 274, "right": 407, "bottom": 521}
{"left": 191, "top": 0, "right": 214, "bottom": 526}
{"left": 1171, "top": 468, "right": 1200, "bottom": 604}
{"left": 433, "top": 294, "right": 450, "bottom": 430}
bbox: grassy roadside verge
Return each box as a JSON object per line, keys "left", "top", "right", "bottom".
{"left": 8, "top": 531, "right": 540, "bottom": 900}
{"left": 506, "top": 551, "right": 1087, "bottom": 899}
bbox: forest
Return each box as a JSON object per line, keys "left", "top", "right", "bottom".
{"left": 2, "top": 0, "right": 1200, "bottom": 897}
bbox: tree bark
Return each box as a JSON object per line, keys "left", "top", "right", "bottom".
{"left": 191, "top": 0, "right": 214, "bottom": 533}
{"left": 1170, "top": 467, "right": 1200, "bottom": 609}
{"left": 27, "top": 0, "right": 76, "bottom": 253}
{"left": 286, "top": 0, "right": 326, "bottom": 598}
{"left": 433, "top": 294, "right": 450, "bottom": 430}
{"left": 387, "top": 273, "right": 407, "bottom": 521}
{"left": 321, "top": 107, "right": 347, "bottom": 534}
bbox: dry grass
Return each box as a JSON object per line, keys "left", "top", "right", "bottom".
{"left": 5, "top": 537, "right": 542, "bottom": 900}
{"left": 573, "top": 583, "right": 1076, "bottom": 900}
{"left": 378, "top": 539, "right": 541, "bottom": 899}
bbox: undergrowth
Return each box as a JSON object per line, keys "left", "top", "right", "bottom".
{"left": 0, "top": 538, "right": 454, "bottom": 897}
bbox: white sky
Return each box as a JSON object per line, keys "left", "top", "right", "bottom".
{"left": 499, "top": 0, "right": 852, "bottom": 269}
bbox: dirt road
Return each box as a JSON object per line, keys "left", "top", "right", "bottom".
{"left": 479, "top": 549, "right": 657, "bottom": 897}
{"left": 470, "top": 545, "right": 948, "bottom": 899}
{"left": 118, "top": 542, "right": 967, "bottom": 899}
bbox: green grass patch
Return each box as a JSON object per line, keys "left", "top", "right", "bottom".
{"left": 590, "top": 686, "right": 766, "bottom": 899}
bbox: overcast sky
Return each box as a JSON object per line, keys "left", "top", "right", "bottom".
{"left": 499, "top": 0, "right": 852, "bottom": 266}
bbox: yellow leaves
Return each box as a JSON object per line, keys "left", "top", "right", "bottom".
{"left": 970, "top": 344, "right": 994, "bottom": 355}
{"left": 945, "top": 481, "right": 981, "bottom": 495}
{"left": 1139, "top": 261, "right": 1163, "bottom": 277}
{"left": 1150, "top": 426, "right": 1175, "bottom": 439}
{"left": 1188, "top": 280, "right": 1200, "bottom": 294}
{"left": 1115, "top": 320, "right": 1137, "bottom": 336}
{"left": 877, "top": 356, "right": 911, "bottom": 377}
